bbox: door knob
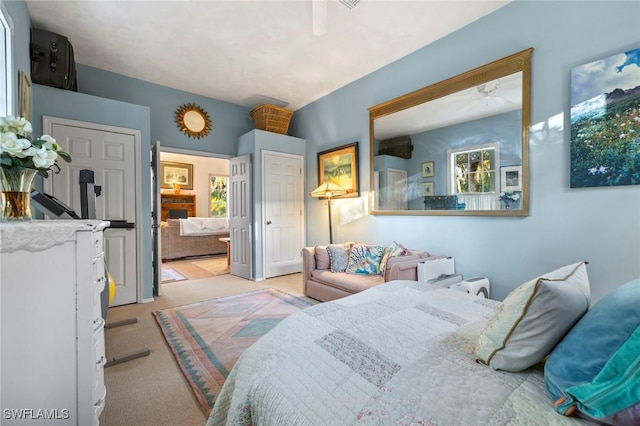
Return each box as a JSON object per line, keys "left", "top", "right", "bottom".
{"left": 266, "top": 221, "right": 272, "bottom": 225}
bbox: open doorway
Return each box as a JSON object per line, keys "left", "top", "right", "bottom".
{"left": 158, "top": 149, "right": 231, "bottom": 287}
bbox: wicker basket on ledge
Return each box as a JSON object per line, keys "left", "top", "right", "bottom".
{"left": 250, "top": 104, "right": 293, "bottom": 135}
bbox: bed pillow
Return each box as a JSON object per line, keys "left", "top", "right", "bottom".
{"left": 345, "top": 243, "right": 385, "bottom": 275}
{"left": 379, "top": 241, "right": 409, "bottom": 274}
{"left": 475, "top": 262, "right": 590, "bottom": 372}
{"left": 544, "top": 278, "right": 640, "bottom": 424}
{"left": 326, "top": 243, "right": 349, "bottom": 273}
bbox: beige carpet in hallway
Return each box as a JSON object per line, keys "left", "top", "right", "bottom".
{"left": 99, "top": 273, "right": 307, "bottom": 426}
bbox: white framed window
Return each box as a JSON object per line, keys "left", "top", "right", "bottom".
{"left": 0, "top": 1, "right": 14, "bottom": 117}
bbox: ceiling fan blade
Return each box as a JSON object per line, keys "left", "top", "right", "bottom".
{"left": 312, "top": 0, "right": 327, "bottom": 36}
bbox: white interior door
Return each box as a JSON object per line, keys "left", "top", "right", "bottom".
{"left": 387, "top": 168, "right": 408, "bottom": 210}
{"left": 263, "top": 151, "right": 303, "bottom": 278}
{"left": 229, "top": 154, "right": 252, "bottom": 280}
{"left": 44, "top": 118, "right": 139, "bottom": 306}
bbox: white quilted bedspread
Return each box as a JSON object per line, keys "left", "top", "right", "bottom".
{"left": 207, "top": 280, "right": 595, "bottom": 426}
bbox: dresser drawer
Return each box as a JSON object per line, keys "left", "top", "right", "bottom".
{"left": 92, "top": 254, "right": 106, "bottom": 284}
{"left": 93, "top": 385, "right": 106, "bottom": 422}
{"left": 93, "top": 326, "right": 106, "bottom": 423}
{"left": 93, "top": 277, "right": 106, "bottom": 329}
{"left": 93, "top": 325, "right": 106, "bottom": 388}
{"left": 93, "top": 232, "right": 104, "bottom": 256}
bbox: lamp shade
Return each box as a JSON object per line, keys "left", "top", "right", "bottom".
{"left": 310, "top": 181, "right": 347, "bottom": 198}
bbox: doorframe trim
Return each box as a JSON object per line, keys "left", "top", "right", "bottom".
{"left": 42, "top": 115, "right": 144, "bottom": 304}
{"left": 260, "top": 150, "right": 305, "bottom": 279}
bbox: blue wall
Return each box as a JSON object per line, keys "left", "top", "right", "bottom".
{"left": 400, "top": 111, "right": 521, "bottom": 209}
{"left": 291, "top": 0, "right": 640, "bottom": 302}
{"left": 76, "top": 65, "right": 253, "bottom": 156}
{"left": 32, "top": 84, "right": 154, "bottom": 300}
{"left": 238, "top": 129, "right": 306, "bottom": 280}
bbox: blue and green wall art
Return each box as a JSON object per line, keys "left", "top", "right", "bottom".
{"left": 570, "top": 47, "right": 640, "bottom": 188}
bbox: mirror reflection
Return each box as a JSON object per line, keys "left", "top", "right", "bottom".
{"left": 369, "top": 48, "right": 533, "bottom": 216}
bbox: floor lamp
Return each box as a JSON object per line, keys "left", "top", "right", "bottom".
{"left": 310, "top": 180, "right": 347, "bottom": 244}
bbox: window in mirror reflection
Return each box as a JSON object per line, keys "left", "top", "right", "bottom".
{"left": 448, "top": 143, "right": 499, "bottom": 210}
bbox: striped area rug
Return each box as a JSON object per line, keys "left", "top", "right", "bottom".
{"left": 153, "top": 289, "right": 313, "bottom": 415}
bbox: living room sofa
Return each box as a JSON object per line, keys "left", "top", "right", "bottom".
{"left": 302, "top": 244, "right": 442, "bottom": 302}
{"left": 161, "top": 218, "right": 229, "bottom": 261}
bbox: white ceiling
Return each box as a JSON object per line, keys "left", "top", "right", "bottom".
{"left": 375, "top": 71, "right": 522, "bottom": 139}
{"left": 26, "top": 0, "right": 511, "bottom": 111}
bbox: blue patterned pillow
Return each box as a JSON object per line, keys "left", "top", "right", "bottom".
{"left": 326, "top": 244, "right": 349, "bottom": 273}
{"left": 545, "top": 278, "right": 640, "bottom": 424}
{"left": 345, "top": 243, "right": 385, "bottom": 275}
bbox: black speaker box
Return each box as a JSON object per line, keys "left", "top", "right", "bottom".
{"left": 30, "top": 28, "right": 77, "bottom": 91}
{"left": 378, "top": 136, "right": 413, "bottom": 159}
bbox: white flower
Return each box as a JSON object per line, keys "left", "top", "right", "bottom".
{"left": 0, "top": 132, "right": 31, "bottom": 156}
{"left": 588, "top": 165, "right": 608, "bottom": 175}
{"left": 29, "top": 145, "right": 58, "bottom": 169}
{"left": 39, "top": 135, "right": 58, "bottom": 151}
{"left": 0, "top": 116, "right": 32, "bottom": 136}
{"left": 499, "top": 191, "right": 520, "bottom": 202}
{"left": 0, "top": 116, "right": 71, "bottom": 177}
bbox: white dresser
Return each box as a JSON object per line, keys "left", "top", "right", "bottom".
{"left": 0, "top": 220, "right": 108, "bottom": 425}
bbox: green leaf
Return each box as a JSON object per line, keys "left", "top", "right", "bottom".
{"left": 58, "top": 151, "right": 72, "bottom": 162}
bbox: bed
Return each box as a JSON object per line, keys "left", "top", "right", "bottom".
{"left": 206, "top": 280, "right": 596, "bottom": 425}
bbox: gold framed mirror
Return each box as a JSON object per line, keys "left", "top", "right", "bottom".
{"left": 175, "top": 103, "right": 212, "bottom": 139}
{"left": 369, "top": 48, "right": 533, "bottom": 216}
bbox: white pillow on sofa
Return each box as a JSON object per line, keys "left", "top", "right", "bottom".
{"left": 475, "top": 262, "right": 590, "bottom": 372}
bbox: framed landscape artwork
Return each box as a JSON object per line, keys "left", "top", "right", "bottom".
{"left": 317, "top": 142, "right": 359, "bottom": 198}
{"left": 160, "top": 161, "right": 193, "bottom": 189}
{"left": 570, "top": 47, "right": 640, "bottom": 188}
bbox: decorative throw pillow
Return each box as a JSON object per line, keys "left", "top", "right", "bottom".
{"left": 475, "top": 262, "right": 591, "bottom": 372}
{"left": 326, "top": 244, "right": 349, "bottom": 273}
{"left": 379, "top": 241, "right": 409, "bottom": 274}
{"left": 345, "top": 243, "right": 386, "bottom": 275}
{"left": 544, "top": 278, "right": 640, "bottom": 425}
{"left": 314, "top": 246, "right": 331, "bottom": 270}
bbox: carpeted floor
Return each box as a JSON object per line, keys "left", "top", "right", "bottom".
{"left": 153, "top": 288, "right": 313, "bottom": 415}
{"left": 162, "top": 254, "right": 229, "bottom": 282}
